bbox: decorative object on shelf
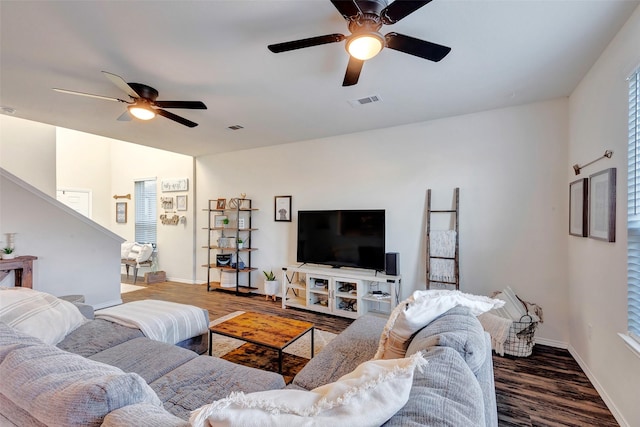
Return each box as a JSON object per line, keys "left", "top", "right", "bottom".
{"left": 112, "top": 193, "right": 131, "bottom": 200}
{"left": 216, "top": 198, "right": 226, "bottom": 210}
{"left": 589, "top": 168, "right": 616, "bottom": 242}
{"left": 572, "top": 150, "right": 613, "bottom": 175}
{"left": 263, "top": 270, "right": 279, "bottom": 302}
{"left": 176, "top": 195, "right": 187, "bottom": 211}
{"left": 228, "top": 198, "right": 240, "bottom": 209}
{"left": 161, "top": 178, "right": 189, "bottom": 192}
{"left": 161, "top": 196, "right": 174, "bottom": 210}
{"left": 1, "top": 247, "right": 16, "bottom": 260}
{"left": 216, "top": 254, "right": 232, "bottom": 267}
{"left": 569, "top": 178, "right": 588, "bottom": 237}
{"left": 237, "top": 239, "right": 244, "bottom": 250}
{"left": 274, "top": 195, "right": 292, "bottom": 222}
{"left": 116, "top": 202, "right": 127, "bottom": 223}
{"left": 238, "top": 217, "right": 246, "bottom": 229}
{"left": 214, "top": 215, "right": 228, "bottom": 228}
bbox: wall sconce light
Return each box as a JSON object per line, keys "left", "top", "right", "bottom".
{"left": 573, "top": 150, "right": 613, "bottom": 175}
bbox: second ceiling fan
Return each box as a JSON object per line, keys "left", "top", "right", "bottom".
{"left": 268, "top": 0, "right": 451, "bottom": 86}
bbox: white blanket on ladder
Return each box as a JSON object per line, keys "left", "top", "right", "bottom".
{"left": 95, "top": 300, "right": 208, "bottom": 345}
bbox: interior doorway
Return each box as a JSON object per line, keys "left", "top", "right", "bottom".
{"left": 56, "top": 188, "right": 92, "bottom": 219}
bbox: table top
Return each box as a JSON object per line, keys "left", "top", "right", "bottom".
{"left": 210, "top": 311, "right": 313, "bottom": 350}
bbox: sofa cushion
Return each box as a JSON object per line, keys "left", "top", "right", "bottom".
{"left": 375, "top": 289, "right": 503, "bottom": 360}
{"left": 0, "top": 322, "right": 44, "bottom": 363}
{"left": 0, "top": 333, "right": 161, "bottom": 426}
{"left": 89, "top": 337, "right": 199, "bottom": 383}
{"left": 57, "top": 318, "right": 144, "bottom": 357}
{"left": 405, "top": 306, "right": 487, "bottom": 374}
{"left": 292, "top": 314, "right": 386, "bottom": 390}
{"left": 382, "top": 346, "right": 486, "bottom": 426}
{"left": 102, "top": 403, "right": 189, "bottom": 427}
{"left": 190, "top": 353, "right": 426, "bottom": 427}
{"left": 150, "top": 355, "right": 286, "bottom": 420}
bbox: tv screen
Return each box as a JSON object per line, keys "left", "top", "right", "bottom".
{"left": 297, "top": 210, "right": 385, "bottom": 271}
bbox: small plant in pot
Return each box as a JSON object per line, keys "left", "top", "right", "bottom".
{"left": 263, "top": 270, "right": 279, "bottom": 302}
{"left": 2, "top": 247, "right": 15, "bottom": 260}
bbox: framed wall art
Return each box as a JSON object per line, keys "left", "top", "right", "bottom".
{"left": 176, "top": 195, "right": 187, "bottom": 211}
{"left": 569, "top": 178, "right": 588, "bottom": 237}
{"left": 216, "top": 198, "right": 226, "bottom": 210}
{"left": 161, "top": 178, "right": 188, "bottom": 192}
{"left": 116, "top": 202, "right": 127, "bottom": 224}
{"left": 589, "top": 168, "right": 616, "bottom": 242}
{"left": 274, "top": 195, "right": 292, "bottom": 222}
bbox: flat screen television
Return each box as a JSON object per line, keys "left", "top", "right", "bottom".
{"left": 297, "top": 209, "right": 385, "bottom": 271}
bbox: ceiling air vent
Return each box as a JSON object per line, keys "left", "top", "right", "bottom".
{"left": 348, "top": 95, "right": 382, "bottom": 108}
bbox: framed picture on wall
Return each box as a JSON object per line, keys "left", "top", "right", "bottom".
{"left": 274, "top": 196, "right": 292, "bottom": 222}
{"left": 569, "top": 178, "right": 588, "bottom": 237}
{"left": 589, "top": 168, "right": 616, "bottom": 242}
{"left": 176, "top": 195, "right": 187, "bottom": 211}
{"left": 116, "top": 202, "right": 127, "bottom": 224}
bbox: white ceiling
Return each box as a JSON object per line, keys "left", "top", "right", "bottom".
{"left": 1, "top": 0, "right": 638, "bottom": 157}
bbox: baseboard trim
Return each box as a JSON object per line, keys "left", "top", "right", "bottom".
{"left": 567, "top": 344, "right": 629, "bottom": 427}
{"left": 534, "top": 337, "right": 567, "bottom": 349}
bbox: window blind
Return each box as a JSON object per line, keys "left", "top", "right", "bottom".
{"left": 627, "top": 69, "right": 640, "bottom": 342}
{"left": 134, "top": 179, "right": 157, "bottom": 245}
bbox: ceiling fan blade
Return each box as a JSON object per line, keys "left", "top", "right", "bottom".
{"left": 154, "top": 100, "right": 207, "bottom": 109}
{"left": 102, "top": 71, "right": 140, "bottom": 99}
{"left": 117, "top": 110, "right": 132, "bottom": 121}
{"left": 52, "top": 88, "right": 127, "bottom": 103}
{"left": 330, "top": 0, "right": 361, "bottom": 19}
{"left": 155, "top": 108, "right": 198, "bottom": 128}
{"left": 381, "top": 1, "right": 433, "bottom": 24}
{"left": 268, "top": 34, "right": 345, "bottom": 53}
{"left": 385, "top": 32, "right": 451, "bottom": 62}
{"left": 343, "top": 56, "right": 364, "bottom": 87}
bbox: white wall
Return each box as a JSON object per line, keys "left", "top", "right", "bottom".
{"left": 0, "top": 115, "right": 56, "bottom": 196}
{"left": 568, "top": 6, "right": 640, "bottom": 427}
{"left": 56, "top": 127, "right": 112, "bottom": 227}
{"left": 109, "top": 141, "right": 195, "bottom": 283}
{"left": 0, "top": 168, "right": 123, "bottom": 307}
{"left": 196, "top": 98, "right": 570, "bottom": 344}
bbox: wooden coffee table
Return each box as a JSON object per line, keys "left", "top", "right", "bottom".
{"left": 208, "top": 312, "right": 314, "bottom": 374}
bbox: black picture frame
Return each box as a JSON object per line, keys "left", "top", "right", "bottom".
{"left": 588, "top": 168, "right": 616, "bottom": 242}
{"left": 569, "top": 178, "right": 588, "bottom": 237}
{"left": 274, "top": 195, "right": 292, "bottom": 222}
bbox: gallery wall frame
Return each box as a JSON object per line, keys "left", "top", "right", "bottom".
{"left": 176, "top": 195, "right": 187, "bottom": 211}
{"left": 116, "top": 202, "right": 127, "bottom": 224}
{"left": 274, "top": 195, "right": 292, "bottom": 222}
{"left": 588, "top": 168, "right": 616, "bottom": 242}
{"left": 569, "top": 178, "right": 588, "bottom": 237}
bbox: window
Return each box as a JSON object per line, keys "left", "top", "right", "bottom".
{"left": 135, "top": 179, "right": 157, "bottom": 245}
{"left": 627, "top": 68, "right": 640, "bottom": 344}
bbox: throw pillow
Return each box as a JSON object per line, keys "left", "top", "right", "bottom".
{"left": 374, "top": 289, "right": 504, "bottom": 360}
{"left": 0, "top": 287, "right": 86, "bottom": 345}
{"left": 189, "top": 352, "right": 427, "bottom": 427}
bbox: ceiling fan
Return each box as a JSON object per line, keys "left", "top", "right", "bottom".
{"left": 268, "top": 0, "right": 451, "bottom": 87}
{"left": 53, "top": 71, "right": 207, "bottom": 128}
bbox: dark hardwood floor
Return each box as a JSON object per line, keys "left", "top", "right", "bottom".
{"left": 121, "top": 278, "right": 619, "bottom": 426}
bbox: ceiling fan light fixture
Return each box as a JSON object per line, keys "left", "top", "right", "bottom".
{"left": 346, "top": 32, "right": 384, "bottom": 60}
{"left": 128, "top": 104, "right": 156, "bottom": 121}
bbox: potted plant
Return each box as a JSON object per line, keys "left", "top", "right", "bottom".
{"left": 2, "top": 247, "right": 15, "bottom": 260}
{"left": 263, "top": 270, "right": 279, "bottom": 302}
{"left": 237, "top": 238, "right": 244, "bottom": 250}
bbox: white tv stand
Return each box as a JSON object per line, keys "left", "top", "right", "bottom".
{"left": 282, "top": 264, "right": 401, "bottom": 319}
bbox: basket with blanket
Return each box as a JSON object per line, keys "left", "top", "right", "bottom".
{"left": 478, "top": 287, "right": 542, "bottom": 357}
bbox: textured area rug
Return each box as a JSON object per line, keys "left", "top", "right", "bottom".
{"left": 120, "top": 283, "right": 146, "bottom": 294}
{"left": 209, "top": 311, "right": 337, "bottom": 383}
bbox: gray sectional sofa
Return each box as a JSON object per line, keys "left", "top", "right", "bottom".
{"left": 0, "top": 302, "right": 497, "bottom": 426}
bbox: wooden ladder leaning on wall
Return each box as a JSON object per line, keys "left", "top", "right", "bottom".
{"left": 426, "top": 188, "right": 460, "bottom": 290}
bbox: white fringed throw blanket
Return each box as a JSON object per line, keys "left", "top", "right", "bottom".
{"left": 95, "top": 300, "right": 208, "bottom": 345}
